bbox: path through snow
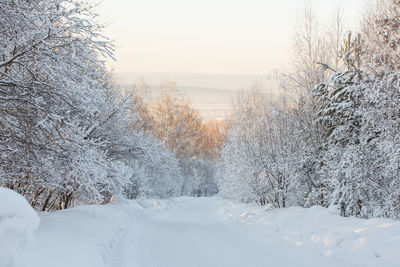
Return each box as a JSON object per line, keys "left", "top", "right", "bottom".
{"left": 106, "top": 197, "right": 345, "bottom": 267}
{"left": 26, "top": 197, "right": 400, "bottom": 267}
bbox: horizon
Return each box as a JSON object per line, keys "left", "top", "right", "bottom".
{"left": 114, "top": 71, "right": 273, "bottom": 90}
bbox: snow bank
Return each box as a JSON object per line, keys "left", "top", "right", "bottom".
{"left": 219, "top": 200, "right": 400, "bottom": 266}
{"left": 25, "top": 196, "right": 146, "bottom": 267}
{"left": 0, "top": 188, "right": 40, "bottom": 267}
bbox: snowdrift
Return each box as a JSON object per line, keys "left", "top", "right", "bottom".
{"left": 0, "top": 188, "right": 40, "bottom": 267}
{"left": 220, "top": 200, "right": 400, "bottom": 266}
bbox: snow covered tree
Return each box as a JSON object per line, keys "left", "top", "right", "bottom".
{"left": 0, "top": 0, "right": 186, "bottom": 209}
{"left": 362, "top": 0, "right": 400, "bottom": 73}
{"left": 218, "top": 86, "right": 307, "bottom": 207}
{"left": 313, "top": 69, "right": 400, "bottom": 218}
{"left": 312, "top": 31, "right": 400, "bottom": 218}
{"left": 0, "top": 0, "right": 123, "bottom": 208}
{"left": 141, "top": 83, "right": 219, "bottom": 196}
{"left": 218, "top": 2, "right": 400, "bottom": 219}
{"left": 277, "top": 4, "right": 346, "bottom": 206}
{"left": 150, "top": 85, "right": 202, "bottom": 159}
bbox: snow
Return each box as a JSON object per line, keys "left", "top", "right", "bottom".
{"left": 25, "top": 197, "right": 143, "bottom": 267}
{"left": 221, "top": 200, "right": 400, "bottom": 266}
{"left": 23, "top": 197, "right": 400, "bottom": 267}
{"left": 0, "top": 188, "right": 40, "bottom": 267}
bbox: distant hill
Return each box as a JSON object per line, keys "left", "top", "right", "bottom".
{"left": 113, "top": 72, "right": 267, "bottom": 91}
{"left": 119, "top": 84, "right": 240, "bottom": 121}
{"left": 114, "top": 72, "right": 279, "bottom": 120}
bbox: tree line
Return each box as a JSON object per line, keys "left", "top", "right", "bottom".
{"left": 218, "top": 0, "right": 400, "bottom": 219}
{"left": 0, "top": 0, "right": 225, "bottom": 210}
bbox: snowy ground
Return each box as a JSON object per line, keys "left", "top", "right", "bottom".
{"left": 25, "top": 197, "right": 400, "bottom": 267}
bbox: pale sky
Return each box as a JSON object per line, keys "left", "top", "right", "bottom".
{"left": 97, "top": 0, "right": 367, "bottom": 76}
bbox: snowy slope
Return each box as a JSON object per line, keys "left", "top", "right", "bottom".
{"left": 25, "top": 197, "right": 400, "bottom": 267}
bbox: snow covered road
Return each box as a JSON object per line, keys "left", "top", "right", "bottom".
{"left": 104, "top": 197, "right": 363, "bottom": 267}
{"left": 107, "top": 198, "right": 303, "bottom": 267}
{"left": 26, "top": 197, "right": 400, "bottom": 267}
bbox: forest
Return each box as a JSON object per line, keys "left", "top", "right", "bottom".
{"left": 0, "top": 0, "right": 399, "bottom": 220}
